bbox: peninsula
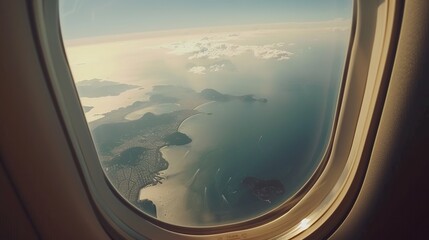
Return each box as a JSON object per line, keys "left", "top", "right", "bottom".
{"left": 91, "top": 85, "right": 268, "bottom": 212}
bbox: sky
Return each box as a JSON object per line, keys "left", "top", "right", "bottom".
{"left": 59, "top": 0, "right": 353, "bottom": 40}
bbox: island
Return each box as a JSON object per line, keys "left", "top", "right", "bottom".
{"left": 242, "top": 177, "right": 285, "bottom": 203}
{"left": 201, "top": 88, "right": 268, "bottom": 103}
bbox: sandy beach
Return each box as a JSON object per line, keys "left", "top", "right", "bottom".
{"left": 138, "top": 146, "right": 200, "bottom": 225}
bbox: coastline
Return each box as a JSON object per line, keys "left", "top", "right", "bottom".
{"left": 137, "top": 101, "right": 217, "bottom": 224}
{"left": 139, "top": 146, "right": 197, "bottom": 225}
{"left": 124, "top": 103, "right": 182, "bottom": 121}
{"left": 193, "top": 101, "right": 216, "bottom": 111}
{"left": 176, "top": 101, "right": 216, "bottom": 130}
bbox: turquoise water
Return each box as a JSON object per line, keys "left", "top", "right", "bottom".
{"left": 159, "top": 38, "right": 348, "bottom": 224}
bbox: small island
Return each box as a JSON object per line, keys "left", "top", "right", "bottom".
{"left": 242, "top": 177, "right": 285, "bottom": 203}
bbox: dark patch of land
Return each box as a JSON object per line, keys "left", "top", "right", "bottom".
{"left": 137, "top": 199, "right": 157, "bottom": 218}
{"left": 107, "top": 147, "right": 148, "bottom": 167}
{"left": 242, "top": 177, "right": 285, "bottom": 202}
{"left": 82, "top": 106, "right": 93, "bottom": 113}
{"left": 76, "top": 78, "right": 139, "bottom": 98}
{"left": 164, "top": 132, "right": 192, "bottom": 146}
{"left": 200, "top": 88, "right": 268, "bottom": 103}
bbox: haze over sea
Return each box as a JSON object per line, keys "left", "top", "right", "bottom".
{"left": 65, "top": 22, "right": 350, "bottom": 226}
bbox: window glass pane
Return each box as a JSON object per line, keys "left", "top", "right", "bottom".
{"left": 60, "top": 0, "right": 353, "bottom": 227}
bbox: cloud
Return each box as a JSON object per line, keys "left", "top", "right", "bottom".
{"left": 188, "top": 62, "right": 236, "bottom": 75}
{"left": 252, "top": 43, "right": 292, "bottom": 60}
{"left": 189, "top": 66, "right": 207, "bottom": 75}
{"left": 161, "top": 35, "right": 293, "bottom": 61}
{"left": 209, "top": 64, "right": 226, "bottom": 72}
{"left": 328, "top": 26, "right": 351, "bottom": 32}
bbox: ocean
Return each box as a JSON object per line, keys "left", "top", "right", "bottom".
{"left": 146, "top": 37, "right": 347, "bottom": 225}
{"left": 66, "top": 25, "right": 350, "bottom": 226}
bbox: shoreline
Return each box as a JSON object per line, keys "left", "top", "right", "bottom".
{"left": 137, "top": 102, "right": 217, "bottom": 223}
{"left": 124, "top": 103, "right": 182, "bottom": 121}
{"left": 176, "top": 101, "right": 217, "bottom": 130}
{"left": 193, "top": 101, "right": 216, "bottom": 111}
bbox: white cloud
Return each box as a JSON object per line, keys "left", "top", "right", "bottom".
{"left": 252, "top": 44, "right": 292, "bottom": 61}
{"left": 188, "top": 64, "right": 228, "bottom": 75}
{"left": 209, "top": 64, "right": 226, "bottom": 72}
{"left": 160, "top": 35, "right": 293, "bottom": 61}
{"left": 189, "top": 66, "right": 206, "bottom": 75}
{"left": 328, "top": 26, "right": 351, "bottom": 32}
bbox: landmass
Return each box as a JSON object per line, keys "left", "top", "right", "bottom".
{"left": 242, "top": 177, "right": 285, "bottom": 203}
{"left": 90, "top": 85, "right": 268, "bottom": 212}
{"left": 137, "top": 199, "right": 157, "bottom": 218}
{"left": 89, "top": 86, "right": 267, "bottom": 129}
{"left": 93, "top": 110, "right": 196, "bottom": 203}
{"left": 163, "top": 132, "right": 192, "bottom": 146}
{"left": 76, "top": 78, "right": 139, "bottom": 98}
{"left": 82, "top": 106, "right": 93, "bottom": 113}
{"left": 200, "top": 88, "right": 268, "bottom": 103}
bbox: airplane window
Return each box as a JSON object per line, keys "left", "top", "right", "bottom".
{"left": 59, "top": 0, "right": 353, "bottom": 228}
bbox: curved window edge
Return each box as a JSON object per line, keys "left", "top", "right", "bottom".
{"left": 28, "top": 0, "right": 404, "bottom": 239}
